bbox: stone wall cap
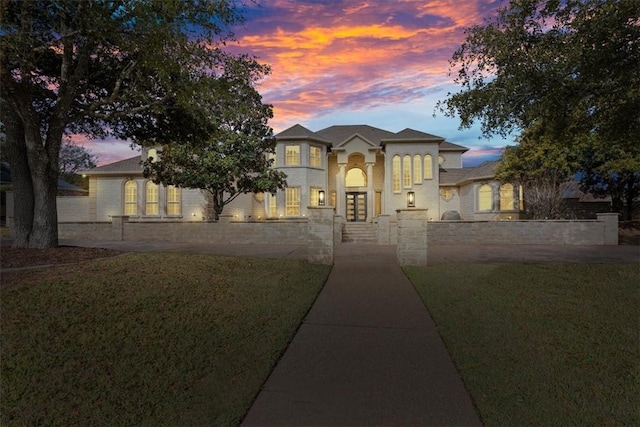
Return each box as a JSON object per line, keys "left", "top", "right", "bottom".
{"left": 396, "top": 209, "right": 429, "bottom": 213}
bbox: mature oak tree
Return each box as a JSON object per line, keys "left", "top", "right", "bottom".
{"left": 0, "top": 0, "right": 251, "bottom": 247}
{"left": 139, "top": 56, "right": 287, "bottom": 221}
{"left": 440, "top": 0, "right": 640, "bottom": 218}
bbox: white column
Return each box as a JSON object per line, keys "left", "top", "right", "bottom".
{"left": 336, "top": 164, "right": 346, "bottom": 218}
{"left": 366, "top": 163, "right": 374, "bottom": 221}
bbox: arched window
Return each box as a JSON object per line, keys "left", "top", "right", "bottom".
{"left": 478, "top": 184, "right": 493, "bottom": 211}
{"left": 392, "top": 155, "right": 401, "bottom": 193}
{"left": 166, "top": 185, "right": 181, "bottom": 215}
{"left": 403, "top": 155, "right": 411, "bottom": 188}
{"left": 413, "top": 155, "right": 422, "bottom": 184}
{"left": 346, "top": 168, "right": 366, "bottom": 187}
{"left": 124, "top": 180, "right": 137, "bottom": 215}
{"left": 145, "top": 181, "right": 159, "bottom": 215}
{"left": 500, "top": 183, "right": 515, "bottom": 210}
{"left": 423, "top": 154, "right": 433, "bottom": 179}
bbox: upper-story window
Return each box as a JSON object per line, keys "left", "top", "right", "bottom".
{"left": 403, "top": 155, "right": 411, "bottom": 188}
{"left": 392, "top": 155, "right": 401, "bottom": 193}
{"left": 167, "top": 185, "right": 181, "bottom": 215}
{"left": 285, "top": 145, "right": 300, "bottom": 165}
{"left": 309, "top": 146, "right": 322, "bottom": 167}
{"left": 147, "top": 148, "right": 157, "bottom": 162}
{"left": 424, "top": 154, "right": 433, "bottom": 179}
{"left": 413, "top": 155, "right": 422, "bottom": 184}
{"left": 124, "top": 180, "right": 137, "bottom": 215}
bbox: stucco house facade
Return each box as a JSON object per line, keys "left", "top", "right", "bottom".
{"left": 78, "top": 124, "right": 522, "bottom": 223}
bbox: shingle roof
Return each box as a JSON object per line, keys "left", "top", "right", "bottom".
{"left": 315, "top": 125, "right": 396, "bottom": 146}
{"left": 390, "top": 128, "right": 443, "bottom": 141}
{"left": 81, "top": 156, "right": 142, "bottom": 175}
{"left": 439, "top": 141, "right": 469, "bottom": 152}
{"left": 439, "top": 160, "right": 500, "bottom": 185}
{"left": 276, "top": 124, "right": 317, "bottom": 138}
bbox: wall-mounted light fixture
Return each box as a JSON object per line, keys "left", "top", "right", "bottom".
{"left": 318, "top": 190, "right": 326, "bottom": 206}
{"left": 407, "top": 191, "right": 415, "bottom": 208}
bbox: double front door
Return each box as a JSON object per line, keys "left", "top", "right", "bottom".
{"left": 346, "top": 192, "right": 366, "bottom": 222}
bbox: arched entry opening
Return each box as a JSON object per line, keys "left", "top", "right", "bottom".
{"left": 345, "top": 167, "right": 367, "bottom": 222}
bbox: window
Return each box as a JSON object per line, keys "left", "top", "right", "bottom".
{"left": 438, "top": 155, "right": 445, "bottom": 166}
{"left": 124, "top": 180, "right": 137, "bottom": 215}
{"left": 285, "top": 187, "right": 300, "bottom": 216}
{"left": 148, "top": 148, "right": 157, "bottom": 162}
{"left": 309, "top": 146, "right": 321, "bottom": 167}
{"left": 267, "top": 151, "right": 276, "bottom": 166}
{"left": 167, "top": 185, "right": 181, "bottom": 215}
{"left": 424, "top": 154, "right": 433, "bottom": 179}
{"left": 413, "top": 155, "right": 422, "bottom": 184}
{"left": 330, "top": 191, "right": 336, "bottom": 207}
{"left": 478, "top": 184, "right": 493, "bottom": 211}
{"left": 392, "top": 155, "right": 401, "bottom": 193}
{"left": 403, "top": 155, "right": 411, "bottom": 188}
{"left": 145, "top": 181, "right": 159, "bottom": 215}
{"left": 285, "top": 145, "right": 300, "bottom": 165}
{"left": 345, "top": 168, "right": 366, "bottom": 187}
{"left": 440, "top": 188, "right": 453, "bottom": 201}
{"left": 500, "top": 183, "right": 515, "bottom": 210}
{"left": 310, "top": 187, "right": 323, "bottom": 207}
{"left": 268, "top": 192, "right": 277, "bottom": 217}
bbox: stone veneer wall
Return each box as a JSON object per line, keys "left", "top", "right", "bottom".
{"left": 59, "top": 219, "right": 308, "bottom": 244}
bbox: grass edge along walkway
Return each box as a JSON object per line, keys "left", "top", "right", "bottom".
{"left": 1, "top": 252, "right": 331, "bottom": 426}
{"left": 404, "top": 262, "right": 639, "bottom": 427}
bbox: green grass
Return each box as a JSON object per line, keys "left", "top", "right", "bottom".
{"left": 1, "top": 253, "right": 331, "bottom": 426}
{"left": 404, "top": 263, "right": 640, "bottom": 427}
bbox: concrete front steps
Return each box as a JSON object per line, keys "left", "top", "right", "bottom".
{"left": 343, "top": 222, "right": 377, "bottom": 243}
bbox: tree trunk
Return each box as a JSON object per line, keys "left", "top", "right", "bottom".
{"left": 2, "top": 106, "right": 34, "bottom": 247}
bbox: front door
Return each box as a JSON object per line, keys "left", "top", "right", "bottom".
{"left": 346, "top": 192, "right": 367, "bottom": 222}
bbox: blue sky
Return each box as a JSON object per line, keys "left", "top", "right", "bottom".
{"left": 90, "top": 0, "right": 514, "bottom": 167}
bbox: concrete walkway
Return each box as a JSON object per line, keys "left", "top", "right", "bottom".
{"left": 242, "top": 243, "right": 481, "bottom": 426}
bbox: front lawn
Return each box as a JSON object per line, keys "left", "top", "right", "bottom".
{"left": 1, "top": 253, "right": 331, "bottom": 426}
{"left": 405, "top": 263, "right": 639, "bottom": 426}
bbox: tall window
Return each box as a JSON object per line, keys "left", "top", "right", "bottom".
{"left": 392, "top": 155, "right": 401, "bottom": 193}
{"left": 124, "top": 180, "right": 137, "bottom": 215}
{"left": 145, "top": 181, "right": 159, "bottom": 215}
{"left": 413, "top": 155, "right": 422, "bottom": 184}
{"left": 403, "top": 155, "right": 411, "bottom": 188}
{"left": 285, "top": 187, "right": 300, "bottom": 216}
{"left": 167, "top": 185, "right": 181, "bottom": 215}
{"left": 478, "top": 184, "right": 493, "bottom": 211}
{"left": 268, "top": 192, "right": 277, "bottom": 217}
{"left": 310, "top": 187, "right": 323, "bottom": 207}
{"left": 500, "top": 183, "right": 515, "bottom": 210}
{"left": 309, "top": 146, "right": 321, "bottom": 167}
{"left": 424, "top": 154, "right": 433, "bottom": 179}
{"left": 285, "top": 145, "right": 300, "bottom": 165}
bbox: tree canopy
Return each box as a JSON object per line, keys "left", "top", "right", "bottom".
{"left": 440, "top": 0, "right": 639, "bottom": 218}
{"left": 0, "top": 0, "right": 265, "bottom": 247}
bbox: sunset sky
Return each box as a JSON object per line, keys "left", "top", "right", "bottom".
{"left": 90, "top": 0, "right": 513, "bottom": 166}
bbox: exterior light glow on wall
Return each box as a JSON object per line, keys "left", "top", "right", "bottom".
{"left": 318, "top": 190, "right": 326, "bottom": 206}
{"left": 407, "top": 191, "right": 415, "bottom": 208}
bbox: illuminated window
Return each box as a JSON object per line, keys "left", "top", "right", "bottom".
{"left": 268, "top": 192, "right": 277, "bottom": 217}
{"left": 440, "top": 188, "right": 453, "bottom": 201}
{"left": 310, "top": 187, "right": 323, "bottom": 207}
{"left": 392, "top": 155, "right": 401, "bottom": 193}
{"left": 438, "top": 155, "right": 445, "bottom": 166}
{"left": 285, "top": 187, "right": 300, "bottom": 216}
{"left": 424, "top": 154, "right": 433, "bottom": 179}
{"left": 346, "top": 168, "right": 366, "bottom": 187}
{"left": 124, "top": 180, "right": 137, "bottom": 215}
{"left": 500, "top": 183, "right": 515, "bottom": 210}
{"left": 478, "top": 184, "right": 493, "bottom": 211}
{"left": 310, "top": 146, "right": 321, "bottom": 167}
{"left": 145, "top": 181, "right": 159, "bottom": 215}
{"left": 167, "top": 185, "right": 181, "bottom": 215}
{"left": 330, "top": 191, "right": 336, "bottom": 207}
{"left": 403, "top": 155, "right": 411, "bottom": 188}
{"left": 519, "top": 185, "right": 524, "bottom": 210}
{"left": 285, "top": 145, "right": 300, "bottom": 165}
{"left": 413, "top": 155, "right": 422, "bottom": 184}
{"left": 148, "top": 148, "right": 157, "bottom": 162}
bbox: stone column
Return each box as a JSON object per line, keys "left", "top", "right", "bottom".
{"left": 308, "top": 207, "right": 335, "bottom": 265}
{"left": 597, "top": 212, "right": 619, "bottom": 245}
{"left": 366, "top": 163, "right": 374, "bottom": 221}
{"left": 396, "top": 209, "right": 428, "bottom": 266}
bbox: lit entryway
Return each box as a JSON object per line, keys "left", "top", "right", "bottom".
{"left": 346, "top": 192, "right": 366, "bottom": 222}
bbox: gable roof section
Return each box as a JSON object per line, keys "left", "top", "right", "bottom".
{"left": 439, "top": 160, "right": 500, "bottom": 185}
{"left": 82, "top": 156, "right": 142, "bottom": 176}
{"left": 387, "top": 128, "right": 444, "bottom": 141}
{"left": 439, "top": 141, "right": 469, "bottom": 152}
{"left": 316, "top": 125, "right": 395, "bottom": 147}
{"left": 275, "top": 124, "right": 332, "bottom": 145}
